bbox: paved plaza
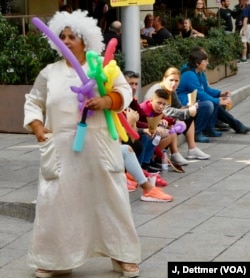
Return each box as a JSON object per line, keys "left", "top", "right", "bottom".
{"left": 0, "top": 63, "right": 250, "bottom": 277}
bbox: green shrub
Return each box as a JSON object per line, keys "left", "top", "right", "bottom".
{"left": 1, "top": 13, "right": 242, "bottom": 87}
{"left": 0, "top": 14, "right": 58, "bottom": 85}
{"left": 117, "top": 27, "right": 242, "bottom": 86}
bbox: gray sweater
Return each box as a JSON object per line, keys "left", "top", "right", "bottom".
{"left": 144, "top": 83, "right": 190, "bottom": 121}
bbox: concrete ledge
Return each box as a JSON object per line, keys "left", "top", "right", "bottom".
{"left": 231, "top": 85, "right": 250, "bottom": 106}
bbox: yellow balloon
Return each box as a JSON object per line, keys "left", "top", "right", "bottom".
{"left": 103, "top": 60, "right": 121, "bottom": 93}
{"left": 103, "top": 60, "right": 129, "bottom": 142}
{"left": 111, "top": 111, "right": 128, "bottom": 142}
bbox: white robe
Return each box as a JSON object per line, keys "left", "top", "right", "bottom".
{"left": 24, "top": 60, "right": 141, "bottom": 270}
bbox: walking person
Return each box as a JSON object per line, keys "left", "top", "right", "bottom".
{"left": 24, "top": 10, "right": 140, "bottom": 278}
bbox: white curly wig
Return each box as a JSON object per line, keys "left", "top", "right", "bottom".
{"left": 47, "top": 10, "right": 105, "bottom": 55}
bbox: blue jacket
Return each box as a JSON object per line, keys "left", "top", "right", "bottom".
{"left": 176, "top": 64, "right": 221, "bottom": 106}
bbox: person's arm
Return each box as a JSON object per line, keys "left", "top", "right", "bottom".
{"left": 110, "top": 72, "right": 133, "bottom": 110}
{"left": 202, "top": 72, "right": 221, "bottom": 98}
{"left": 24, "top": 66, "right": 49, "bottom": 137}
{"left": 129, "top": 98, "right": 148, "bottom": 123}
{"left": 103, "top": 3, "right": 109, "bottom": 14}
{"left": 163, "top": 105, "right": 190, "bottom": 121}
{"left": 164, "top": 92, "right": 196, "bottom": 120}
{"left": 241, "top": 16, "right": 248, "bottom": 36}
{"left": 179, "top": 71, "right": 220, "bottom": 104}
{"left": 231, "top": 8, "right": 242, "bottom": 19}
{"left": 207, "top": 8, "right": 216, "bottom": 17}
{"left": 191, "top": 28, "right": 205, "bottom": 38}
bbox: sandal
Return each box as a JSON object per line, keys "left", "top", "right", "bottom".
{"left": 35, "top": 269, "right": 72, "bottom": 278}
{"left": 167, "top": 159, "right": 185, "bottom": 173}
{"left": 111, "top": 259, "right": 139, "bottom": 277}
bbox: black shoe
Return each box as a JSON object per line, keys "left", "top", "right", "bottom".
{"left": 141, "top": 163, "right": 161, "bottom": 173}
{"left": 236, "top": 126, "right": 250, "bottom": 134}
{"left": 150, "top": 159, "right": 162, "bottom": 169}
{"left": 215, "top": 121, "right": 230, "bottom": 131}
{"left": 153, "top": 156, "right": 162, "bottom": 164}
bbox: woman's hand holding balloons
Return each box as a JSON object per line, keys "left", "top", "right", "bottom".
{"left": 71, "top": 79, "right": 95, "bottom": 112}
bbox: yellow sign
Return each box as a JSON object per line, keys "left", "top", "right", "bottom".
{"left": 110, "top": 0, "right": 155, "bottom": 7}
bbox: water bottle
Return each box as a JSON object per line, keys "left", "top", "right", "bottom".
{"left": 152, "top": 134, "right": 161, "bottom": 146}
{"left": 162, "top": 150, "right": 168, "bottom": 171}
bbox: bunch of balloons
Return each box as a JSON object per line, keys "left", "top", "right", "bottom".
{"left": 31, "top": 18, "right": 139, "bottom": 152}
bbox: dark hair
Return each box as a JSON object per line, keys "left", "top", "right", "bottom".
{"left": 124, "top": 71, "right": 140, "bottom": 78}
{"left": 177, "top": 18, "right": 184, "bottom": 25}
{"left": 144, "top": 13, "right": 153, "bottom": 27}
{"left": 155, "top": 15, "right": 166, "bottom": 27}
{"left": 188, "top": 46, "right": 208, "bottom": 68}
{"left": 154, "top": 89, "right": 169, "bottom": 100}
{"left": 59, "top": 5, "right": 72, "bottom": 13}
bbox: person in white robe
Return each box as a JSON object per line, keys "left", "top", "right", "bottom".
{"left": 24, "top": 10, "right": 141, "bottom": 278}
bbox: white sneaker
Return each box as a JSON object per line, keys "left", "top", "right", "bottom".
{"left": 171, "top": 152, "right": 189, "bottom": 166}
{"left": 186, "top": 147, "right": 210, "bottom": 160}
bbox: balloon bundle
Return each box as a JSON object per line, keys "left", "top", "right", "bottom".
{"left": 31, "top": 17, "right": 139, "bottom": 152}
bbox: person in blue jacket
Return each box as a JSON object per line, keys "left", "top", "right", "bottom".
{"left": 177, "top": 46, "right": 250, "bottom": 143}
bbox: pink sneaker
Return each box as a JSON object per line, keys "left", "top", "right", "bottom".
{"left": 141, "top": 187, "right": 173, "bottom": 202}
{"left": 142, "top": 169, "right": 161, "bottom": 178}
{"left": 143, "top": 169, "right": 167, "bottom": 186}
{"left": 155, "top": 177, "right": 168, "bottom": 187}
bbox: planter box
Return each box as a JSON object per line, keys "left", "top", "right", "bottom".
{"left": 217, "top": 64, "right": 226, "bottom": 80}
{"left": 206, "top": 64, "right": 226, "bottom": 84}
{"left": 205, "top": 68, "right": 219, "bottom": 84}
{"left": 0, "top": 85, "right": 32, "bottom": 133}
{"left": 226, "top": 60, "right": 238, "bottom": 77}
{"left": 140, "top": 81, "right": 158, "bottom": 102}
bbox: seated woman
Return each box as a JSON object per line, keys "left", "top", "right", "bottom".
{"left": 144, "top": 67, "right": 210, "bottom": 160}
{"left": 176, "top": 46, "right": 250, "bottom": 139}
{"left": 181, "top": 18, "right": 205, "bottom": 38}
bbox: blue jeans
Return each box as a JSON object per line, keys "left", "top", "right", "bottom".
{"left": 218, "top": 106, "right": 245, "bottom": 132}
{"left": 138, "top": 134, "right": 156, "bottom": 164}
{"left": 195, "top": 100, "right": 218, "bottom": 135}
